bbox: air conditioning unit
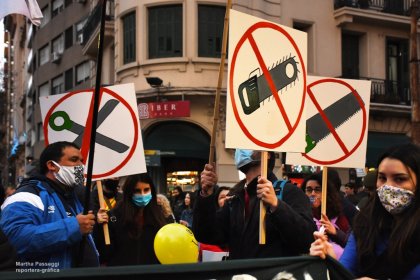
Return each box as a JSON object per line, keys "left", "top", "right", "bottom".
{"left": 77, "top": 34, "right": 84, "bottom": 44}
{"left": 51, "top": 51, "right": 62, "bottom": 63}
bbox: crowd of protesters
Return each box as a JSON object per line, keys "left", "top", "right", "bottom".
{"left": 0, "top": 141, "right": 418, "bottom": 279}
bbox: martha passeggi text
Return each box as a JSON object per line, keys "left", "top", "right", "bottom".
{"left": 16, "top": 261, "right": 60, "bottom": 273}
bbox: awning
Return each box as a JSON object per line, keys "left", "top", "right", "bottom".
{"left": 143, "top": 121, "right": 210, "bottom": 160}
{"left": 365, "top": 132, "right": 411, "bottom": 167}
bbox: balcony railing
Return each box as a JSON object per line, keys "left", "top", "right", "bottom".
{"left": 361, "top": 77, "right": 411, "bottom": 105}
{"left": 334, "top": 0, "right": 412, "bottom": 16}
{"left": 81, "top": 0, "right": 114, "bottom": 46}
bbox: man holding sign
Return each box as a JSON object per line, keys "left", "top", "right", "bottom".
{"left": 193, "top": 150, "right": 316, "bottom": 259}
{"left": 1, "top": 141, "right": 101, "bottom": 269}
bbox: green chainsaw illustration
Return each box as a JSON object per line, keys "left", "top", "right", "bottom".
{"left": 305, "top": 92, "right": 364, "bottom": 153}
{"left": 238, "top": 55, "right": 300, "bottom": 115}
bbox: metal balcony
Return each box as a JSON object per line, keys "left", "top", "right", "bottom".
{"left": 334, "top": 0, "right": 412, "bottom": 16}
{"left": 81, "top": 0, "right": 114, "bottom": 57}
{"left": 334, "top": 0, "right": 413, "bottom": 28}
{"left": 365, "top": 78, "right": 411, "bottom": 105}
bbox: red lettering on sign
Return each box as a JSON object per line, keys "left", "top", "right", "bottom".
{"left": 138, "top": 101, "right": 190, "bottom": 119}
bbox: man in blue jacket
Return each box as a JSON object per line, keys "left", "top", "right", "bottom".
{"left": 0, "top": 141, "right": 99, "bottom": 270}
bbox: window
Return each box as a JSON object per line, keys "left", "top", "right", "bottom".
{"left": 386, "top": 38, "right": 409, "bottom": 104}
{"left": 148, "top": 5, "right": 182, "bottom": 58}
{"left": 198, "top": 5, "right": 225, "bottom": 58}
{"left": 52, "top": 34, "right": 64, "bottom": 54}
{"left": 341, "top": 32, "right": 360, "bottom": 79}
{"left": 65, "top": 68, "right": 73, "bottom": 90}
{"left": 123, "top": 12, "right": 136, "bottom": 64}
{"left": 38, "top": 83, "right": 49, "bottom": 98}
{"left": 65, "top": 26, "right": 73, "bottom": 49}
{"left": 39, "top": 44, "right": 49, "bottom": 66}
{"left": 40, "top": 6, "right": 50, "bottom": 28}
{"left": 76, "top": 61, "right": 90, "bottom": 84}
{"left": 52, "top": 75, "right": 64, "bottom": 95}
{"left": 52, "top": 0, "right": 64, "bottom": 17}
{"left": 75, "top": 18, "right": 87, "bottom": 44}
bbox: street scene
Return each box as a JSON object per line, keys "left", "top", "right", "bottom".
{"left": 0, "top": 0, "right": 419, "bottom": 279}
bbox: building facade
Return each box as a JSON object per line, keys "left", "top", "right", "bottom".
{"left": 1, "top": 0, "right": 415, "bottom": 191}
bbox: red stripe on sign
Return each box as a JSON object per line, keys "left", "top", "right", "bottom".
{"left": 80, "top": 89, "right": 104, "bottom": 163}
{"left": 306, "top": 87, "right": 349, "bottom": 154}
{"left": 247, "top": 33, "right": 292, "bottom": 131}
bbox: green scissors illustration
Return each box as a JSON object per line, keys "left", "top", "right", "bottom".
{"left": 49, "top": 99, "right": 129, "bottom": 153}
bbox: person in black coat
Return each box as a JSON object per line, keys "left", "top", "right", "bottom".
{"left": 193, "top": 150, "right": 316, "bottom": 259}
{"left": 95, "top": 173, "right": 168, "bottom": 266}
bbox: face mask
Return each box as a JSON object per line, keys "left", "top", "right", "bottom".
{"left": 52, "top": 161, "right": 84, "bottom": 187}
{"left": 132, "top": 193, "right": 152, "bottom": 208}
{"left": 377, "top": 185, "right": 415, "bottom": 214}
{"left": 234, "top": 149, "right": 260, "bottom": 173}
{"left": 309, "top": 196, "right": 316, "bottom": 206}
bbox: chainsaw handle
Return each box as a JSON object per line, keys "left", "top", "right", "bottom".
{"left": 238, "top": 75, "right": 260, "bottom": 115}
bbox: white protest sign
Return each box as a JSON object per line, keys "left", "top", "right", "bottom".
{"left": 226, "top": 9, "right": 307, "bottom": 152}
{"left": 287, "top": 76, "right": 371, "bottom": 168}
{"left": 40, "top": 83, "right": 146, "bottom": 180}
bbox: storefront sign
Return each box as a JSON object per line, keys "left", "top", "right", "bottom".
{"left": 138, "top": 100, "right": 190, "bottom": 119}
{"left": 144, "top": 150, "right": 161, "bottom": 167}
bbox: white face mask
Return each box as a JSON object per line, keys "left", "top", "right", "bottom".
{"left": 377, "top": 184, "right": 415, "bottom": 214}
{"left": 52, "top": 161, "right": 85, "bottom": 187}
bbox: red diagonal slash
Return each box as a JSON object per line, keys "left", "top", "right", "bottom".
{"left": 307, "top": 87, "right": 349, "bottom": 154}
{"left": 247, "top": 34, "right": 292, "bottom": 131}
{"left": 80, "top": 89, "right": 105, "bottom": 163}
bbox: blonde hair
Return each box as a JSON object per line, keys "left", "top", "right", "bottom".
{"left": 157, "top": 194, "right": 174, "bottom": 218}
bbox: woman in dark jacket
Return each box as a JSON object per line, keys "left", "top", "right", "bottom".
{"left": 95, "top": 173, "right": 168, "bottom": 266}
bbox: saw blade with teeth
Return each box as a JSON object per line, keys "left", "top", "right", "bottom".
{"left": 305, "top": 92, "right": 363, "bottom": 153}
{"left": 238, "top": 55, "right": 299, "bottom": 115}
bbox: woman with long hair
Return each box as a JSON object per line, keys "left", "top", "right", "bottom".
{"left": 310, "top": 143, "right": 420, "bottom": 279}
{"left": 302, "top": 173, "right": 350, "bottom": 259}
{"left": 157, "top": 194, "right": 175, "bottom": 223}
{"left": 95, "top": 173, "right": 168, "bottom": 266}
{"left": 180, "top": 191, "right": 195, "bottom": 229}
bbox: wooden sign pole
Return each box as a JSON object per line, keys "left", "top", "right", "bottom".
{"left": 259, "top": 151, "right": 268, "bottom": 244}
{"left": 321, "top": 167, "right": 328, "bottom": 216}
{"left": 97, "top": 180, "right": 110, "bottom": 245}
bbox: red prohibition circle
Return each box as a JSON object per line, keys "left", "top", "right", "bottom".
{"left": 44, "top": 87, "right": 139, "bottom": 178}
{"left": 229, "top": 21, "right": 306, "bottom": 149}
{"left": 303, "top": 78, "right": 367, "bottom": 165}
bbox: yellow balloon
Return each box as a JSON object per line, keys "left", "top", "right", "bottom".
{"left": 154, "top": 223, "right": 199, "bottom": 264}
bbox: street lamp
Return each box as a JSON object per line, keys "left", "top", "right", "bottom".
{"left": 146, "top": 77, "right": 163, "bottom": 101}
{"left": 146, "top": 77, "right": 163, "bottom": 88}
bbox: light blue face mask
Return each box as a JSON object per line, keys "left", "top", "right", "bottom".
{"left": 234, "top": 149, "right": 254, "bottom": 169}
{"left": 132, "top": 193, "right": 152, "bottom": 207}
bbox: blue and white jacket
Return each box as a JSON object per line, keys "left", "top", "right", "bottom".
{"left": 0, "top": 178, "right": 98, "bottom": 269}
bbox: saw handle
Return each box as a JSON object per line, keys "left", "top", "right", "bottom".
{"left": 238, "top": 75, "right": 260, "bottom": 115}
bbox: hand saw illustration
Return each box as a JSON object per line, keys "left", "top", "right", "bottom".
{"left": 305, "top": 92, "right": 364, "bottom": 153}
{"left": 238, "top": 56, "right": 299, "bottom": 115}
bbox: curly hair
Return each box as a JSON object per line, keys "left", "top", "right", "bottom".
{"left": 157, "top": 194, "right": 174, "bottom": 218}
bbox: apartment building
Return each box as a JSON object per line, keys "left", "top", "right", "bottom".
{"left": 1, "top": 15, "right": 28, "bottom": 185}
{"left": 1, "top": 0, "right": 415, "bottom": 191}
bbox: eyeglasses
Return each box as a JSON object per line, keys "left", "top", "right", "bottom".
{"left": 305, "top": 187, "right": 322, "bottom": 194}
